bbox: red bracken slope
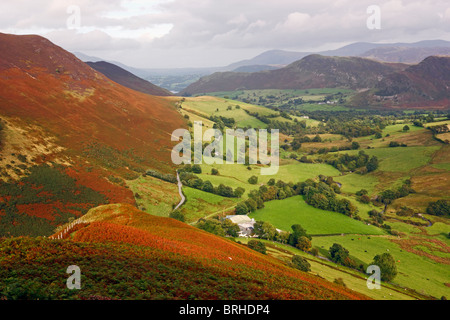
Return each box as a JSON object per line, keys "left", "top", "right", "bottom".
{"left": 0, "top": 32, "right": 185, "bottom": 173}
{"left": 0, "top": 33, "right": 185, "bottom": 236}
{"left": 48, "top": 203, "right": 369, "bottom": 300}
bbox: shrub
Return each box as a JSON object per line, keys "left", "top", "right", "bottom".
{"left": 169, "top": 210, "right": 185, "bottom": 222}
{"left": 192, "top": 164, "right": 202, "bottom": 174}
{"left": 235, "top": 203, "right": 249, "bottom": 215}
{"left": 295, "top": 236, "right": 312, "bottom": 252}
{"left": 292, "top": 255, "right": 311, "bottom": 272}
{"left": 371, "top": 253, "right": 397, "bottom": 282}
{"left": 247, "top": 240, "right": 266, "bottom": 255}
{"left": 248, "top": 176, "right": 258, "bottom": 185}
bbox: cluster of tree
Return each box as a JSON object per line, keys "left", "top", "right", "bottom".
{"left": 428, "top": 124, "right": 450, "bottom": 135}
{"left": 426, "top": 200, "right": 450, "bottom": 217}
{"left": 291, "top": 255, "right": 311, "bottom": 272}
{"left": 196, "top": 218, "right": 241, "bottom": 237}
{"left": 377, "top": 180, "right": 414, "bottom": 205}
{"left": 252, "top": 221, "right": 289, "bottom": 243}
{"left": 180, "top": 170, "right": 245, "bottom": 198}
{"left": 180, "top": 164, "right": 202, "bottom": 174}
{"left": 247, "top": 240, "right": 267, "bottom": 254}
{"left": 235, "top": 179, "right": 299, "bottom": 215}
{"left": 329, "top": 242, "right": 398, "bottom": 282}
{"left": 329, "top": 243, "right": 356, "bottom": 268}
{"left": 145, "top": 169, "right": 177, "bottom": 184}
{"left": 306, "top": 142, "right": 361, "bottom": 155}
{"left": 325, "top": 151, "right": 379, "bottom": 173}
{"left": 371, "top": 253, "right": 398, "bottom": 282}
{"left": 169, "top": 210, "right": 186, "bottom": 222}
{"left": 356, "top": 189, "right": 371, "bottom": 204}
{"left": 368, "top": 209, "right": 386, "bottom": 226}
{"left": 242, "top": 109, "right": 309, "bottom": 135}
{"left": 209, "top": 115, "right": 236, "bottom": 130}
{"left": 299, "top": 179, "right": 358, "bottom": 217}
{"left": 389, "top": 141, "right": 408, "bottom": 148}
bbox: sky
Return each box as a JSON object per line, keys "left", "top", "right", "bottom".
{"left": 1, "top": 0, "right": 449, "bottom": 68}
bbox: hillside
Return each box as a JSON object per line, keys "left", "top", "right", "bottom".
{"left": 0, "top": 203, "right": 368, "bottom": 300}
{"left": 86, "top": 61, "right": 173, "bottom": 96}
{"left": 180, "top": 55, "right": 406, "bottom": 95}
{"left": 0, "top": 32, "right": 185, "bottom": 236}
{"left": 352, "top": 56, "right": 450, "bottom": 108}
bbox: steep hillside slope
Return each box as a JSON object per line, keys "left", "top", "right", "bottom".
{"left": 0, "top": 203, "right": 369, "bottom": 300}
{"left": 352, "top": 56, "right": 450, "bottom": 108}
{"left": 180, "top": 55, "right": 406, "bottom": 95}
{"left": 86, "top": 61, "right": 173, "bottom": 96}
{"left": 0, "top": 33, "right": 185, "bottom": 236}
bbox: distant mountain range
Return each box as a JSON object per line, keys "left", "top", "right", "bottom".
{"left": 180, "top": 55, "right": 407, "bottom": 94}
{"left": 74, "top": 40, "right": 450, "bottom": 93}
{"left": 227, "top": 40, "right": 450, "bottom": 69}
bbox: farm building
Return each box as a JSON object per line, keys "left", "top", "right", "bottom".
{"left": 225, "top": 215, "right": 256, "bottom": 237}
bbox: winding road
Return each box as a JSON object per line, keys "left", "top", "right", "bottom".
{"left": 174, "top": 171, "right": 185, "bottom": 211}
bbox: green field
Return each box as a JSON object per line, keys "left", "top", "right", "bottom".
{"left": 238, "top": 238, "right": 419, "bottom": 300}
{"left": 198, "top": 159, "right": 341, "bottom": 198}
{"left": 335, "top": 146, "right": 440, "bottom": 173}
{"left": 249, "top": 196, "right": 385, "bottom": 235}
{"left": 181, "top": 96, "right": 278, "bottom": 128}
{"left": 127, "top": 176, "right": 179, "bottom": 217}
{"left": 172, "top": 103, "right": 450, "bottom": 300}
{"left": 179, "top": 187, "right": 239, "bottom": 222}
{"left": 312, "top": 235, "right": 450, "bottom": 299}
{"left": 334, "top": 173, "right": 379, "bottom": 195}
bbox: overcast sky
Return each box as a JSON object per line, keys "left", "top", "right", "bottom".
{"left": 1, "top": 0, "right": 449, "bottom": 68}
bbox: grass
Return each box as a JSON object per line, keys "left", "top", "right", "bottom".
{"left": 334, "top": 173, "right": 379, "bottom": 195}
{"left": 249, "top": 196, "right": 385, "bottom": 235}
{"left": 311, "top": 235, "right": 450, "bottom": 299}
{"left": 179, "top": 187, "right": 239, "bottom": 222}
{"left": 238, "top": 238, "right": 419, "bottom": 300}
{"left": 199, "top": 159, "right": 340, "bottom": 191}
{"left": 126, "top": 175, "right": 179, "bottom": 218}
{"left": 181, "top": 96, "right": 277, "bottom": 129}
{"left": 336, "top": 146, "right": 440, "bottom": 173}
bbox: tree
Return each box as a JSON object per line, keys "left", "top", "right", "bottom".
{"left": 351, "top": 141, "right": 360, "bottom": 150}
{"left": 234, "top": 187, "right": 245, "bottom": 198}
{"left": 426, "top": 200, "right": 450, "bottom": 216}
{"left": 247, "top": 240, "right": 266, "bottom": 254}
{"left": 202, "top": 180, "right": 214, "bottom": 193}
{"left": 366, "top": 156, "right": 379, "bottom": 172}
{"left": 292, "top": 255, "right": 311, "bottom": 272}
{"left": 403, "top": 125, "right": 410, "bottom": 132}
{"left": 371, "top": 253, "right": 397, "bottom": 282}
{"left": 192, "top": 164, "right": 202, "bottom": 174}
{"left": 288, "top": 224, "right": 310, "bottom": 247}
{"left": 169, "top": 210, "right": 185, "bottom": 222}
{"left": 222, "top": 219, "right": 240, "bottom": 237}
{"left": 217, "top": 184, "right": 234, "bottom": 197}
{"left": 235, "top": 202, "right": 249, "bottom": 215}
{"left": 329, "top": 243, "right": 354, "bottom": 267}
{"left": 211, "top": 168, "right": 219, "bottom": 175}
{"left": 197, "top": 219, "right": 225, "bottom": 237}
{"left": 267, "top": 178, "right": 275, "bottom": 186}
{"left": 248, "top": 176, "right": 258, "bottom": 185}
{"left": 254, "top": 221, "right": 277, "bottom": 240}
{"left": 295, "top": 236, "right": 312, "bottom": 251}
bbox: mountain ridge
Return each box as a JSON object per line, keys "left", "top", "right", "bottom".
{"left": 180, "top": 54, "right": 407, "bottom": 95}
